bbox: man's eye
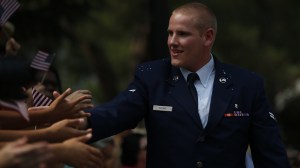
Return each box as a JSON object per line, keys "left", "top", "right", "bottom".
{"left": 178, "top": 31, "right": 188, "bottom": 36}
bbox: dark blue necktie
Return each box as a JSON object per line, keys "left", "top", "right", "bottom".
{"left": 187, "top": 73, "right": 199, "bottom": 106}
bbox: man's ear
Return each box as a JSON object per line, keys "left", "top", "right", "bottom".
{"left": 203, "top": 28, "right": 215, "bottom": 47}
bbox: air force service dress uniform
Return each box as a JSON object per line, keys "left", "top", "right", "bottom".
{"left": 88, "top": 57, "right": 290, "bottom": 168}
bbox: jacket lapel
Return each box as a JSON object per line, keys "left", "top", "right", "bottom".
{"left": 204, "top": 59, "right": 234, "bottom": 135}
{"left": 167, "top": 66, "right": 204, "bottom": 130}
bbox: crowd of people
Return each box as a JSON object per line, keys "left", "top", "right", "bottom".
{"left": 0, "top": 19, "right": 146, "bottom": 168}
{"left": 1, "top": 1, "right": 299, "bottom": 168}
{"left": 0, "top": 6, "right": 106, "bottom": 165}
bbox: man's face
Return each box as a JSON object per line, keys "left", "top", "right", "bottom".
{"left": 167, "top": 12, "right": 206, "bottom": 72}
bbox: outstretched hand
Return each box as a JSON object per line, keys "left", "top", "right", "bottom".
{"left": 0, "top": 137, "right": 52, "bottom": 168}
{"left": 59, "top": 133, "right": 104, "bottom": 168}
{"left": 28, "top": 88, "right": 93, "bottom": 123}
{"left": 53, "top": 89, "right": 93, "bottom": 119}
{"left": 5, "top": 38, "right": 21, "bottom": 56}
{"left": 45, "top": 118, "right": 92, "bottom": 143}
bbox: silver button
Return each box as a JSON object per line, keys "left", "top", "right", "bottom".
{"left": 196, "top": 161, "right": 203, "bottom": 168}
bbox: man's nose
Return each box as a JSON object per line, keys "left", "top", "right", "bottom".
{"left": 168, "top": 35, "right": 179, "bottom": 46}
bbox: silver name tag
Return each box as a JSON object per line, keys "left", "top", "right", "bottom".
{"left": 153, "top": 105, "right": 173, "bottom": 112}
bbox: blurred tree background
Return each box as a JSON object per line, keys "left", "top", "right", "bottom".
{"left": 10, "top": 0, "right": 300, "bottom": 149}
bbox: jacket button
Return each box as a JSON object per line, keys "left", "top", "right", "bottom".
{"left": 197, "top": 136, "right": 205, "bottom": 142}
{"left": 196, "top": 161, "right": 203, "bottom": 168}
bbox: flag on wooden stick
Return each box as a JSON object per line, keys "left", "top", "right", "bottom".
{"left": 30, "top": 50, "right": 55, "bottom": 72}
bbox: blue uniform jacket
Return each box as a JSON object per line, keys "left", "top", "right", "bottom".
{"left": 88, "top": 58, "right": 290, "bottom": 168}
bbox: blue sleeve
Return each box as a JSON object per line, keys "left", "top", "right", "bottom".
{"left": 250, "top": 78, "right": 291, "bottom": 168}
{"left": 87, "top": 70, "right": 148, "bottom": 142}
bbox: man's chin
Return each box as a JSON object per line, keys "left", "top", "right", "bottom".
{"left": 171, "top": 60, "right": 181, "bottom": 67}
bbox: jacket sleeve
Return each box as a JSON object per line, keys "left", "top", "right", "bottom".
{"left": 87, "top": 67, "right": 148, "bottom": 142}
{"left": 250, "top": 77, "right": 291, "bottom": 168}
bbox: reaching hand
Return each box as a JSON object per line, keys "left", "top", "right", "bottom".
{"left": 54, "top": 89, "right": 93, "bottom": 119}
{"left": 0, "top": 137, "right": 52, "bottom": 168}
{"left": 45, "top": 118, "right": 92, "bottom": 142}
{"left": 5, "top": 38, "right": 21, "bottom": 56}
{"left": 63, "top": 90, "right": 93, "bottom": 104}
{"left": 28, "top": 88, "right": 92, "bottom": 123}
{"left": 55, "top": 133, "right": 104, "bottom": 168}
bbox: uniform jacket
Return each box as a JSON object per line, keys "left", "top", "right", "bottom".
{"left": 89, "top": 57, "right": 290, "bottom": 168}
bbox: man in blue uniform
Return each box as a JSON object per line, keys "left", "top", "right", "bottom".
{"left": 87, "top": 2, "right": 291, "bottom": 168}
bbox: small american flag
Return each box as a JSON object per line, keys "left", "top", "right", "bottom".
{"left": 0, "top": 0, "right": 20, "bottom": 26}
{"left": 30, "top": 50, "right": 54, "bottom": 72}
{"left": 32, "top": 87, "right": 53, "bottom": 107}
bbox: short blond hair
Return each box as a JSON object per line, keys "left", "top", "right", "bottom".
{"left": 173, "top": 2, "right": 217, "bottom": 33}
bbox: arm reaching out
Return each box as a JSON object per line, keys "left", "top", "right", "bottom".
{"left": 50, "top": 133, "right": 104, "bottom": 168}
{"left": 0, "top": 118, "right": 92, "bottom": 143}
{"left": 28, "top": 88, "right": 93, "bottom": 124}
{"left": 0, "top": 88, "right": 93, "bottom": 129}
{"left": 0, "top": 137, "right": 52, "bottom": 168}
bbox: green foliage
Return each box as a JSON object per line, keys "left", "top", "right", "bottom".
{"left": 13, "top": 0, "right": 149, "bottom": 102}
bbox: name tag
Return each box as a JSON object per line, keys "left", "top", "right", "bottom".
{"left": 153, "top": 105, "right": 173, "bottom": 112}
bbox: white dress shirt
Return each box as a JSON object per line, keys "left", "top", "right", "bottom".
{"left": 181, "top": 56, "right": 215, "bottom": 128}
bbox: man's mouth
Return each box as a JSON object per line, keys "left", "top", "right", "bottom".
{"left": 170, "top": 49, "right": 183, "bottom": 56}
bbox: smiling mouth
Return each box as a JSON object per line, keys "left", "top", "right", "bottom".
{"left": 171, "top": 50, "right": 183, "bottom": 56}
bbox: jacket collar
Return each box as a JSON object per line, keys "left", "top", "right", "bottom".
{"left": 166, "top": 56, "right": 234, "bottom": 132}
